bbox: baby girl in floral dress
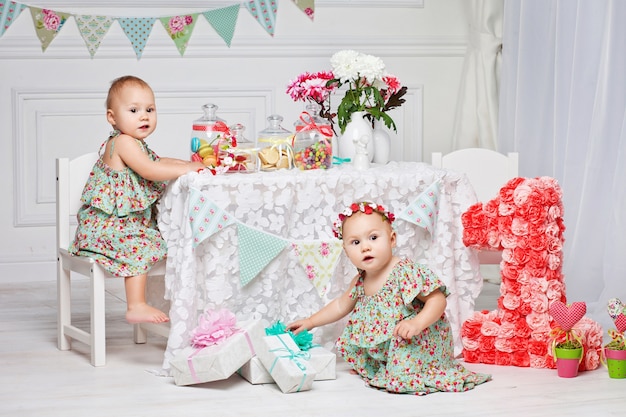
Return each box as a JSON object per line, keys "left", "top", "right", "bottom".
{"left": 288, "top": 202, "right": 491, "bottom": 394}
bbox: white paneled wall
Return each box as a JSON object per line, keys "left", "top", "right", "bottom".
{"left": 0, "top": 1, "right": 468, "bottom": 282}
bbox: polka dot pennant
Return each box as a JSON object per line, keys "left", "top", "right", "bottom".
{"left": 397, "top": 180, "right": 441, "bottom": 235}
{"left": 203, "top": 4, "right": 240, "bottom": 47}
{"left": 118, "top": 17, "right": 156, "bottom": 59}
{"left": 0, "top": 1, "right": 26, "bottom": 36}
{"left": 244, "top": 0, "right": 278, "bottom": 37}
{"left": 75, "top": 15, "right": 115, "bottom": 58}
{"left": 237, "top": 223, "right": 288, "bottom": 287}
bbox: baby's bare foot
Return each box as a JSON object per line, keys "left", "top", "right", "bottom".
{"left": 126, "top": 303, "right": 169, "bottom": 324}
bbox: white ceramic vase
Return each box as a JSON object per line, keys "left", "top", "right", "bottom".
{"left": 372, "top": 119, "right": 391, "bottom": 164}
{"left": 338, "top": 111, "right": 374, "bottom": 162}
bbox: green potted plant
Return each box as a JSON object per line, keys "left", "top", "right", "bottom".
{"left": 604, "top": 298, "right": 626, "bottom": 379}
{"left": 549, "top": 301, "right": 587, "bottom": 378}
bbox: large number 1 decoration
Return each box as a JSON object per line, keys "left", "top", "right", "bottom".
{"left": 460, "top": 177, "right": 602, "bottom": 370}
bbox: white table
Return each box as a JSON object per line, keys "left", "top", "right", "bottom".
{"left": 155, "top": 161, "right": 481, "bottom": 373}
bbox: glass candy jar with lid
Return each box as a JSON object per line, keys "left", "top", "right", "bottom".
{"left": 190, "top": 103, "right": 229, "bottom": 167}
{"left": 219, "top": 123, "right": 259, "bottom": 173}
{"left": 257, "top": 114, "right": 293, "bottom": 171}
{"left": 293, "top": 102, "right": 333, "bottom": 170}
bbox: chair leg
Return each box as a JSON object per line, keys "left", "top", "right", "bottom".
{"left": 57, "top": 260, "right": 72, "bottom": 351}
{"left": 90, "top": 267, "right": 106, "bottom": 366}
{"left": 133, "top": 323, "right": 148, "bottom": 344}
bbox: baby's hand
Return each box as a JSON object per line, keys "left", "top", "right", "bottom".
{"left": 393, "top": 318, "right": 422, "bottom": 340}
{"left": 286, "top": 318, "right": 311, "bottom": 335}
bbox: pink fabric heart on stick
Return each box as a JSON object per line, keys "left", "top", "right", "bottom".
{"left": 549, "top": 301, "right": 587, "bottom": 331}
{"left": 607, "top": 298, "right": 626, "bottom": 333}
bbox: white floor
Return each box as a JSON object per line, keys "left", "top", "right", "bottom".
{"left": 1, "top": 279, "right": 625, "bottom": 417}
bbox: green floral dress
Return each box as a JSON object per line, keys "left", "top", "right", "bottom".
{"left": 336, "top": 258, "right": 491, "bottom": 395}
{"left": 69, "top": 136, "right": 168, "bottom": 277}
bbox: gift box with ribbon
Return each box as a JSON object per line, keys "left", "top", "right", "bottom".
{"left": 170, "top": 309, "right": 264, "bottom": 386}
{"left": 256, "top": 333, "right": 317, "bottom": 393}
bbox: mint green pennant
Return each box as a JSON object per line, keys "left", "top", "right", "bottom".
{"left": 75, "top": 15, "right": 114, "bottom": 57}
{"left": 160, "top": 13, "right": 198, "bottom": 56}
{"left": 203, "top": 4, "right": 239, "bottom": 47}
{"left": 291, "top": 0, "right": 315, "bottom": 21}
{"left": 237, "top": 223, "right": 288, "bottom": 286}
{"left": 29, "top": 7, "right": 70, "bottom": 52}
{"left": 398, "top": 181, "right": 441, "bottom": 235}
{"left": 244, "top": 0, "right": 277, "bottom": 37}
{"left": 188, "top": 188, "right": 235, "bottom": 248}
{"left": 118, "top": 17, "right": 156, "bottom": 59}
{"left": 0, "top": 1, "right": 26, "bottom": 37}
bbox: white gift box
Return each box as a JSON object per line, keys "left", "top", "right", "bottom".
{"left": 256, "top": 334, "right": 317, "bottom": 393}
{"left": 170, "top": 320, "right": 264, "bottom": 386}
{"left": 240, "top": 346, "right": 336, "bottom": 384}
{"left": 238, "top": 356, "right": 275, "bottom": 384}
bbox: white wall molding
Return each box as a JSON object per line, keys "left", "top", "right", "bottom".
{"left": 0, "top": 35, "right": 466, "bottom": 60}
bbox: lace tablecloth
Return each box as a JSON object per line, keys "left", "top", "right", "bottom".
{"left": 155, "top": 161, "right": 481, "bottom": 373}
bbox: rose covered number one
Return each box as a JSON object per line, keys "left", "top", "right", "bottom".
{"left": 460, "top": 177, "right": 603, "bottom": 370}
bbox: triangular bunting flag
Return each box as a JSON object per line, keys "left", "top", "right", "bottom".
{"left": 75, "top": 15, "right": 114, "bottom": 58}
{"left": 29, "top": 7, "right": 70, "bottom": 52}
{"left": 291, "top": 0, "right": 315, "bottom": 21}
{"left": 292, "top": 240, "right": 343, "bottom": 297}
{"left": 188, "top": 188, "right": 235, "bottom": 248}
{"left": 237, "top": 223, "right": 288, "bottom": 286}
{"left": 0, "top": 1, "right": 26, "bottom": 37}
{"left": 244, "top": 0, "right": 277, "bottom": 37}
{"left": 160, "top": 13, "right": 198, "bottom": 56}
{"left": 398, "top": 181, "right": 441, "bottom": 235}
{"left": 203, "top": 4, "right": 240, "bottom": 47}
{"left": 118, "top": 17, "right": 156, "bottom": 59}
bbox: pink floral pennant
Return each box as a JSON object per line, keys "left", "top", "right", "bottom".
{"left": 291, "top": 240, "right": 343, "bottom": 297}
{"left": 397, "top": 181, "right": 441, "bottom": 235}
{"left": 29, "top": 7, "right": 70, "bottom": 52}
{"left": 291, "top": 0, "right": 315, "bottom": 21}
{"left": 203, "top": 4, "right": 240, "bottom": 47}
{"left": 188, "top": 188, "right": 235, "bottom": 248}
{"left": 0, "top": 1, "right": 26, "bottom": 37}
{"left": 160, "top": 14, "right": 198, "bottom": 56}
{"left": 244, "top": 0, "right": 277, "bottom": 37}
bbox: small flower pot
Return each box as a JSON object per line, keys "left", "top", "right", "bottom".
{"left": 604, "top": 348, "right": 626, "bottom": 379}
{"left": 555, "top": 347, "right": 582, "bottom": 378}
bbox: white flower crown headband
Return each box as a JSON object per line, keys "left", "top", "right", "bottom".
{"left": 332, "top": 202, "right": 396, "bottom": 239}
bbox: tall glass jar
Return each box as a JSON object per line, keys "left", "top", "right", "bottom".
{"left": 190, "top": 103, "right": 228, "bottom": 167}
{"left": 220, "top": 123, "right": 259, "bottom": 173}
{"left": 293, "top": 102, "right": 333, "bottom": 170}
{"left": 257, "top": 114, "right": 293, "bottom": 171}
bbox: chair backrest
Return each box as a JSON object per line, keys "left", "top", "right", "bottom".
{"left": 56, "top": 153, "right": 99, "bottom": 251}
{"left": 431, "top": 148, "right": 519, "bottom": 202}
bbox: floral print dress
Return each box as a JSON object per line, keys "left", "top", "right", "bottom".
{"left": 69, "top": 136, "right": 168, "bottom": 277}
{"left": 336, "top": 258, "right": 491, "bottom": 395}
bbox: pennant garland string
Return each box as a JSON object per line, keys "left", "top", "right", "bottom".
{"left": 188, "top": 187, "right": 441, "bottom": 290}
{"left": 0, "top": 1, "right": 313, "bottom": 57}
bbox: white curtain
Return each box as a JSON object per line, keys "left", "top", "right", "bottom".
{"left": 498, "top": 0, "right": 626, "bottom": 336}
{"left": 451, "top": 0, "right": 504, "bottom": 150}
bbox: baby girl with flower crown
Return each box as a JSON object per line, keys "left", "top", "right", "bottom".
{"left": 288, "top": 202, "right": 491, "bottom": 395}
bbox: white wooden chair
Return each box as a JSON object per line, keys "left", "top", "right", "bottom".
{"left": 56, "top": 153, "right": 170, "bottom": 366}
{"left": 431, "top": 148, "right": 519, "bottom": 282}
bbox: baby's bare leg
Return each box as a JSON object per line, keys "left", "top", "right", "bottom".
{"left": 124, "top": 274, "right": 169, "bottom": 324}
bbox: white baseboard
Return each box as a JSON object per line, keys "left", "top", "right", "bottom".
{"left": 0, "top": 261, "right": 56, "bottom": 284}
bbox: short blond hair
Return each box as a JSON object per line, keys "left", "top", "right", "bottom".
{"left": 106, "top": 75, "right": 153, "bottom": 109}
